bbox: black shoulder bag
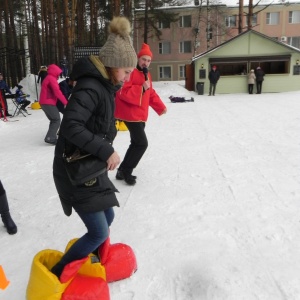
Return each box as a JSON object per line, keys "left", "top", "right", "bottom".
{"left": 63, "top": 148, "right": 107, "bottom": 186}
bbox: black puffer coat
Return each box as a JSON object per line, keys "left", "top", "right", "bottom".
{"left": 53, "top": 55, "right": 119, "bottom": 216}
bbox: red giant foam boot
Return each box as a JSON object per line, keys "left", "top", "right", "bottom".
{"left": 62, "top": 275, "right": 110, "bottom": 300}
{"left": 60, "top": 257, "right": 110, "bottom": 300}
{"left": 98, "top": 237, "right": 137, "bottom": 283}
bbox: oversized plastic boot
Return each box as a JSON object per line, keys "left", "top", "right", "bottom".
{"left": 0, "top": 181, "right": 17, "bottom": 235}
{"left": 98, "top": 237, "right": 137, "bottom": 282}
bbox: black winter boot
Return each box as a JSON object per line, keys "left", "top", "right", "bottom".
{"left": 116, "top": 169, "right": 136, "bottom": 185}
{"left": 1, "top": 212, "right": 17, "bottom": 235}
{"left": 0, "top": 185, "right": 17, "bottom": 235}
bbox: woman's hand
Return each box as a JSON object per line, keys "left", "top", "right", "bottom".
{"left": 106, "top": 151, "right": 120, "bottom": 171}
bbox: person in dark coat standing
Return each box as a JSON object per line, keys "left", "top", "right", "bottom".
{"left": 60, "top": 56, "right": 68, "bottom": 78}
{"left": 56, "top": 77, "right": 75, "bottom": 114}
{"left": 37, "top": 66, "right": 48, "bottom": 84}
{"left": 255, "top": 66, "right": 265, "bottom": 94}
{"left": 50, "top": 16, "right": 137, "bottom": 280}
{"left": 208, "top": 65, "right": 220, "bottom": 96}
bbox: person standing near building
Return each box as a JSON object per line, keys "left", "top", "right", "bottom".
{"left": 50, "top": 16, "right": 137, "bottom": 279}
{"left": 39, "top": 64, "right": 68, "bottom": 145}
{"left": 247, "top": 69, "right": 256, "bottom": 94}
{"left": 0, "top": 73, "right": 12, "bottom": 116}
{"left": 208, "top": 65, "right": 220, "bottom": 96}
{"left": 114, "top": 43, "right": 167, "bottom": 185}
{"left": 255, "top": 66, "right": 265, "bottom": 94}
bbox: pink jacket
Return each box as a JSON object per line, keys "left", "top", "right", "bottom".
{"left": 39, "top": 64, "right": 68, "bottom": 106}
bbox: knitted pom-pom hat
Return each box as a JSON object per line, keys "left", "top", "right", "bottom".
{"left": 137, "top": 43, "right": 153, "bottom": 58}
{"left": 99, "top": 17, "right": 137, "bottom": 68}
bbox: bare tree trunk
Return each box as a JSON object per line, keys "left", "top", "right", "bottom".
{"left": 57, "top": 0, "right": 63, "bottom": 62}
{"left": 144, "top": 0, "right": 149, "bottom": 43}
{"left": 114, "top": 0, "right": 121, "bottom": 16}
{"left": 248, "top": 0, "right": 253, "bottom": 29}
{"left": 124, "top": 0, "right": 132, "bottom": 20}
{"left": 21, "top": 1, "right": 30, "bottom": 75}
{"left": 32, "top": 0, "right": 42, "bottom": 72}
{"left": 90, "top": 0, "right": 95, "bottom": 44}
{"left": 238, "top": 0, "right": 243, "bottom": 33}
{"left": 8, "top": 0, "right": 22, "bottom": 84}
{"left": 76, "top": 1, "right": 85, "bottom": 46}
{"left": 69, "top": 0, "right": 78, "bottom": 67}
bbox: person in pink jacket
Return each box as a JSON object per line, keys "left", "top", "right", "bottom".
{"left": 115, "top": 43, "right": 167, "bottom": 185}
{"left": 39, "top": 64, "right": 68, "bottom": 145}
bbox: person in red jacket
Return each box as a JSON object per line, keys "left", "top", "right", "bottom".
{"left": 115, "top": 43, "right": 167, "bottom": 185}
{"left": 39, "top": 64, "right": 68, "bottom": 145}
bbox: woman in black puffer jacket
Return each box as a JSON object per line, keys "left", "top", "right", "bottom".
{"left": 51, "top": 16, "right": 137, "bottom": 279}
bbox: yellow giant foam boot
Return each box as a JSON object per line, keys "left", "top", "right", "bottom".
{"left": 31, "top": 101, "right": 41, "bottom": 110}
{"left": 115, "top": 120, "right": 128, "bottom": 131}
{"left": 64, "top": 239, "right": 106, "bottom": 280}
{"left": 26, "top": 249, "right": 70, "bottom": 300}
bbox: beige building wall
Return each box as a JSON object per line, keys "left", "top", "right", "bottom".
{"left": 134, "top": 2, "right": 300, "bottom": 82}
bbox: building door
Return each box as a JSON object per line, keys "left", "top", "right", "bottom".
{"left": 185, "top": 64, "right": 194, "bottom": 91}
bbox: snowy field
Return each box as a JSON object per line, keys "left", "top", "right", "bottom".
{"left": 1, "top": 78, "right": 300, "bottom": 299}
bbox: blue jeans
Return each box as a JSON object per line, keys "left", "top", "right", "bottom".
{"left": 51, "top": 208, "right": 114, "bottom": 278}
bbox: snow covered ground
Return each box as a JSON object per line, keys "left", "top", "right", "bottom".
{"left": 1, "top": 78, "right": 300, "bottom": 299}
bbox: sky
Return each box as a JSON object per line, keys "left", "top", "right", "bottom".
{"left": 1, "top": 75, "right": 300, "bottom": 299}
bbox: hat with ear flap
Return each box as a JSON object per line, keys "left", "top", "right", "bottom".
{"left": 99, "top": 17, "right": 137, "bottom": 68}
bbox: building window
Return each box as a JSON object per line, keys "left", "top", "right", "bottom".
{"left": 246, "top": 14, "right": 257, "bottom": 26}
{"left": 179, "top": 15, "right": 191, "bottom": 28}
{"left": 159, "top": 66, "right": 171, "bottom": 79}
{"left": 158, "top": 20, "right": 170, "bottom": 29}
{"left": 266, "top": 12, "right": 280, "bottom": 25}
{"left": 289, "top": 11, "right": 300, "bottom": 23}
{"left": 288, "top": 36, "right": 300, "bottom": 49}
{"left": 179, "top": 41, "right": 192, "bottom": 53}
{"left": 210, "top": 56, "right": 290, "bottom": 76}
{"left": 159, "top": 42, "right": 171, "bottom": 54}
{"left": 225, "top": 15, "right": 236, "bottom": 27}
{"left": 179, "top": 65, "right": 185, "bottom": 78}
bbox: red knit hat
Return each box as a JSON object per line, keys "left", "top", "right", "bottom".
{"left": 138, "top": 43, "right": 153, "bottom": 58}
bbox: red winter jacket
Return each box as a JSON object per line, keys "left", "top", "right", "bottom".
{"left": 115, "top": 68, "right": 166, "bottom": 122}
{"left": 39, "top": 64, "right": 68, "bottom": 106}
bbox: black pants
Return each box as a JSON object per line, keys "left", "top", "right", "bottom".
{"left": 248, "top": 84, "right": 254, "bottom": 94}
{"left": 20, "top": 99, "right": 31, "bottom": 110}
{"left": 209, "top": 83, "right": 217, "bottom": 95}
{"left": 119, "top": 122, "right": 148, "bottom": 175}
{"left": 256, "top": 81, "right": 263, "bottom": 94}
